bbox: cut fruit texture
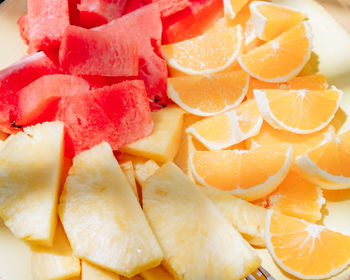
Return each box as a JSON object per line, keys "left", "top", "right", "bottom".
{"left": 223, "top": 0, "right": 249, "bottom": 20}
{"left": 146, "top": 0, "right": 191, "bottom": 18}
{"left": 119, "top": 161, "right": 138, "bottom": 197}
{"left": 82, "top": 261, "right": 120, "bottom": 280}
{"left": 59, "top": 25, "right": 138, "bottom": 77}
{"left": 254, "top": 88, "right": 342, "bottom": 134}
{"left": 133, "top": 160, "right": 160, "bottom": 185}
{"left": 186, "top": 99, "right": 263, "bottom": 150}
{"left": 201, "top": 186, "right": 267, "bottom": 247}
{"left": 0, "top": 122, "right": 64, "bottom": 246}
{"left": 140, "top": 266, "right": 174, "bottom": 280}
{"left": 174, "top": 134, "right": 197, "bottom": 182}
{"left": 249, "top": 1, "right": 305, "bottom": 41}
{"left": 143, "top": 163, "right": 261, "bottom": 280}
{"left": 120, "top": 105, "right": 184, "bottom": 162}
{"left": 31, "top": 223, "right": 81, "bottom": 280}
{"left": 58, "top": 142, "right": 163, "bottom": 277}
{"left": 191, "top": 143, "right": 293, "bottom": 201}
{"left": 295, "top": 130, "right": 350, "bottom": 189}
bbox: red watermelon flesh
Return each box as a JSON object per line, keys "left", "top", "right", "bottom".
{"left": 16, "top": 74, "right": 90, "bottom": 126}
{"left": 146, "top": 0, "right": 191, "bottom": 18}
{"left": 123, "top": 0, "right": 146, "bottom": 15}
{"left": 59, "top": 25, "right": 138, "bottom": 77}
{"left": 0, "top": 52, "right": 62, "bottom": 132}
{"left": 95, "top": 4, "right": 168, "bottom": 109}
{"left": 162, "top": 0, "right": 223, "bottom": 44}
{"left": 27, "top": 0, "right": 70, "bottom": 50}
{"left": 57, "top": 80, "right": 153, "bottom": 156}
{"left": 69, "top": 0, "right": 81, "bottom": 26}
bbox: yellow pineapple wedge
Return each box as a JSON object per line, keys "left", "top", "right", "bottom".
{"left": 119, "top": 161, "right": 138, "bottom": 196}
{"left": 0, "top": 121, "right": 64, "bottom": 246}
{"left": 143, "top": 163, "right": 261, "bottom": 280}
{"left": 82, "top": 261, "right": 120, "bottom": 280}
{"left": 140, "top": 266, "right": 174, "bottom": 280}
{"left": 201, "top": 186, "right": 267, "bottom": 247}
{"left": 58, "top": 142, "right": 163, "bottom": 278}
{"left": 120, "top": 105, "right": 184, "bottom": 162}
{"left": 31, "top": 222, "right": 81, "bottom": 280}
{"left": 134, "top": 160, "right": 160, "bottom": 185}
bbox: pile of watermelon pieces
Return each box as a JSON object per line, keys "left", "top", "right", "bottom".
{"left": 0, "top": 0, "right": 223, "bottom": 157}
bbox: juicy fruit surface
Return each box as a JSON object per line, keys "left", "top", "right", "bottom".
{"left": 223, "top": 0, "right": 249, "bottom": 19}
{"left": 58, "top": 142, "right": 163, "bottom": 277}
{"left": 148, "top": 0, "right": 191, "bottom": 18}
{"left": 143, "top": 163, "right": 261, "bottom": 280}
{"left": 82, "top": 261, "right": 121, "bottom": 280}
{"left": 265, "top": 210, "right": 350, "bottom": 279}
{"left": 0, "top": 122, "right": 63, "bottom": 246}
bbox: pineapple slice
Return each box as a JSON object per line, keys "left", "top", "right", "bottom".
{"left": 82, "top": 261, "right": 120, "bottom": 280}
{"left": 120, "top": 105, "right": 184, "bottom": 162}
{"left": 134, "top": 160, "right": 159, "bottom": 185}
{"left": 120, "top": 161, "right": 137, "bottom": 196}
{"left": 0, "top": 121, "right": 64, "bottom": 246}
{"left": 201, "top": 186, "right": 267, "bottom": 247}
{"left": 58, "top": 142, "right": 163, "bottom": 278}
{"left": 31, "top": 222, "right": 81, "bottom": 280}
{"left": 143, "top": 163, "right": 261, "bottom": 280}
{"left": 174, "top": 135, "right": 196, "bottom": 182}
{"left": 140, "top": 266, "right": 174, "bottom": 280}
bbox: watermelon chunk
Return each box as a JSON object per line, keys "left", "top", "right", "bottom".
{"left": 96, "top": 4, "right": 168, "bottom": 109}
{"left": 57, "top": 80, "right": 153, "bottom": 156}
{"left": 146, "top": 0, "right": 191, "bottom": 18}
{"left": 17, "top": 15, "right": 30, "bottom": 45}
{"left": 123, "top": 0, "right": 146, "bottom": 15}
{"left": 78, "top": 0, "right": 127, "bottom": 28}
{"left": 162, "top": 0, "right": 223, "bottom": 44}
{"left": 16, "top": 75, "right": 90, "bottom": 126}
{"left": 59, "top": 25, "right": 138, "bottom": 77}
{"left": 27, "top": 0, "right": 70, "bottom": 50}
{"left": 0, "top": 52, "right": 61, "bottom": 132}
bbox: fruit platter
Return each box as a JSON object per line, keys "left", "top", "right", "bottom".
{"left": 0, "top": 0, "right": 350, "bottom": 279}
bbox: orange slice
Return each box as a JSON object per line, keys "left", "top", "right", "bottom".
{"left": 167, "top": 70, "right": 249, "bottom": 116}
{"left": 249, "top": 1, "right": 305, "bottom": 41}
{"left": 295, "top": 130, "right": 350, "bottom": 189}
{"left": 246, "top": 74, "right": 328, "bottom": 99}
{"left": 238, "top": 22, "right": 312, "bottom": 82}
{"left": 254, "top": 87, "right": 342, "bottom": 134}
{"left": 266, "top": 170, "right": 325, "bottom": 223}
{"left": 190, "top": 143, "right": 293, "bottom": 201}
{"left": 161, "top": 25, "right": 243, "bottom": 75}
{"left": 224, "top": 0, "right": 250, "bottom": 20}
{"left": 186, "top": 99, "right": 262, "bottom": 150}
{"left": 265, "top": 210, "right": 350, "bottom": 279}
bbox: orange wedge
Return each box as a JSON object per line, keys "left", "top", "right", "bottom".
{"left": 161, "top": 25, "right": 243, "bottom": 75}
{"left": 190, "top": 143, "right": 293, "bottom": 201}
{"left": 265, "top": 210, "right": 350, "bottom": 279}
{"left": 186, "top": 99, "right": 262, "bottom": 150}
{"left": 167, "top": 70, "right": 249, "bottom": 116}
{"left": 249, "top": 1, "right": 305, "bottom": 41}
{"left": 246, "top": 74, "right": 328, "bottom": 99}
{"left": 265, "top": 170, "right": 325, "bottom": 223}
{"left": 238, "top": 22, "right": 312, "bottom": 82}
{"left": 295, "top": 130, "right": 350, "bottom": 189}
{"left": 254, "top": 88, "right": 342, "bottom": 134}
{"left": 224, "top": 0, "right": 250, "bottom": 20}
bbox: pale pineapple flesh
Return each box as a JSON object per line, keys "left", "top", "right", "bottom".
{"left": 140, "top": 266, "right": 174, "bottom": 280}
{"left": 82, "top": 261, "right": 120, "bottom": 280}
{"left": 58, "top": 142, "right": 163, "bottom": 278}
{"left": 0, "top": 121, "right": 64, "bottom": 246}
{"left": 143, "top": 163, "right": 261, "bottom": 280}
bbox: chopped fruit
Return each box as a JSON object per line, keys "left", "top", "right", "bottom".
{"left": 134, "top": 160, "right": 160, "bottom": 185}
{"left": 17, "top": 15, "right": 30, "bottom": 45}
{"left": 143, "top": 163, "right": 261, "bottom": 280}
{"left": 120, "top": 105, "right": 184, "bottom": 162}
{"left": 295, "top": 130, "right": 350, "bottom": 189}
{"left": 16, "top": 74, "right": 90, "bottom": 126}
{"left": 265, "top": 210, "right": 350, "bottom": 279}
{"left": 31, "top": 223, "right": 81, "bottom": 280}
{"left": 57, "top": 81, "right": 153, "bottom": 156}
{"left": 162, "top": 0, "right": 224, "bottom": 44}
{"left": 299, "top": 51, "right": 320, "bottom": 76}
{"left": 147, "top": 0, "right": 191, "bottom": 18}
{"left": 161, "top": 24, "right": 243, "bottom": 75}
{"left": 254, "top": 88, "right": 342, "bottom": 134}
{"left": 0, "top": 122, "right": 64, "bottom": 246}
{"left": 27, "top": 0, "right": 70, "bottom": 50}
{"left": 174, "top": 135, "right": 197, "bottom": 182}
{"left": 238, "top": 22, "right": 312, "bottom": 82}
{"left": 264, "top": 170, "right": 325, "bottom": 223}
{"left": 190, "top": 143, "right": 293, "bottom": 201}
{"left": 243, "top": 17, "right": 264, "bottom": 52}
{"left": 59, "top": 25, "right": 138, "bottom": 77}
{"left": 223, "top": 0, "right": 249, "bottom": 20}
{"left": 167, "top": 70, "right": 249, "bottom": 116}
{"left": 186, "top": 99, "right": 263, "bottom": 150}
{"left": 119, "top": 161, "right": 138, "bottom": 197}
{"left": 248, "top": 123, "right": 336, "bottom": 159}
{"left": 140, "top": 266, "right": 174, "bottom": 280}
{"left": 249, "top": 1, "right": 305, "bottom": 41}
{"left": 201, "top": 186, "right": 266, "bottom": 247}
{"left": 58, "top": 142, "right": 163, "bottom": 277}
{"left": 246, "top": 74, "right": 328, "bottom": 99}
{"left": 82, "top": 261, "right": 120, "bottom": 280}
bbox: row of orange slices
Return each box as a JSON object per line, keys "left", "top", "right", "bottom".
{"left": 161, "top": 1, "right": 350, "bottom": 279}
